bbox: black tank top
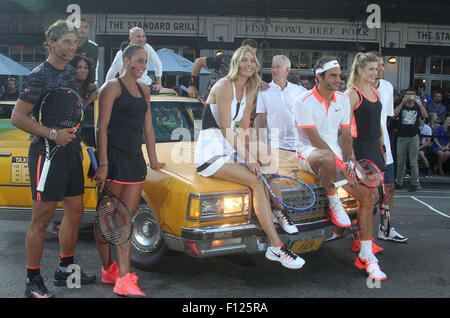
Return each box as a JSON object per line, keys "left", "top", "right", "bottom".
{"left": 107, "top": 78, "right": 148, "bottom": 155}
{"left": 352, "top": 86, "right": 382, "bottom": 140}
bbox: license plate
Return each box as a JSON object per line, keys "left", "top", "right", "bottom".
{"left": 290, "top": 237, "right": 324, "bottom": 254}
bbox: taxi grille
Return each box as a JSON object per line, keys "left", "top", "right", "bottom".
{"left": 280, "top": 184, "right": 329, "bottom": 221}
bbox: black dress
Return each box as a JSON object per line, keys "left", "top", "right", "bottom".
{"left": 351, "top": 86, "right": 386, "bottom": 171}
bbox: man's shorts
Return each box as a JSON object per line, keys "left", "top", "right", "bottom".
{"left": 296, "top": 146, "right": 318, "bottom": 176}
{"left": 28, "top": 142, "right": 84, "bottom": 202}
{"left": 383, "top": 163, "right": 395, "bottom": 185}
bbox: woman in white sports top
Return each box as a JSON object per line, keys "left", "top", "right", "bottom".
{"left": 194, "top": 46, "right": 305, "bottom": 270}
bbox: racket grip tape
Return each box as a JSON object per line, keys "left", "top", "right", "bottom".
{"left": 331, "top": 179, "right": 348, "bottom": 189}
{"left": 87, "top": 147, "right": 98, "bottom": 172}
{"left": 180, "top": 85, "right": 189, "bottom": 93}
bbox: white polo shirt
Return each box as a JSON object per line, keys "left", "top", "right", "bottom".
{"left": 105, "top": 43, "right": 162, "bottom": 85}
{"left": 256, "top": 81, "right": 306, "bottom": 151}
{"left": 377, "top": 79, "right": 394, "bottom": 165}
{"left": 294, "top": 85, "right": 351, "bottom": 160}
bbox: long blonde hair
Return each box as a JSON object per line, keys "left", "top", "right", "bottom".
{"left": 347, "top": 52, "right": 378, "bottom": 89}
{"left": 226, "top": 46, "right": 261, "bottom": 93}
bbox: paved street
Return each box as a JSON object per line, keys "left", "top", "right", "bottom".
{"left": 1, "top": 187, "right": 449, "bottom": 300}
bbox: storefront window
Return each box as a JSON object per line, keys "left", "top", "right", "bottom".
{"left": 288, "top": 51, "right": 300, "bottom": 69}
{"left": 442, "top": 81, "right": 450, "bottom": 91}
{"left": 430, "top": 57, "right": 442, "bottom": 74}
{"left": 35, "top": 46, "right": 47, "bottom": 62}
{"left": 414, "top": 57, "right": 426, "bottom": 74}
{"left": 431, "top": 80, "right": 441, "bottom": 92}
{"left": 442, "top": 57, "right": 450, "bottom": 75}
{"left": 299, "top": 52, "right": 310, "bottom": 69}
{"left": 22, "top": 46, "right": 34, "bottom": 62}
{"left": 414, "top": 78, "right": 427, "bottom": 90}
{"left": 311, "top": 52, "right": 322, "bottom": 68}
{"left": 261, "top": 50, "right": 283, "bottom": 68}
{"left": 9, "top": 46, "right": 22, "bottom": 62}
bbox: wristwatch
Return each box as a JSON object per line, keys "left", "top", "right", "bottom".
{"left": 48, "top": 129, "right": 57, "bottom": 140}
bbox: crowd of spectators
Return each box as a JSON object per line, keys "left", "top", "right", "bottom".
{"left": 392, "top": 87, "right": 450, "bottom": 179}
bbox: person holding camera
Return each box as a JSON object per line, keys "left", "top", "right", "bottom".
{"left": 393, "top": 87, "right": 427, "bottom": 192}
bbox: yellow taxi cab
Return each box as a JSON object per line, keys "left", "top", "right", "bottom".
{"left": 0, "top": 96, "right": 358, "bottom": 271}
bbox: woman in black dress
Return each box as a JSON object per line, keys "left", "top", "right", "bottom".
{"left": 93, "top": 45, "right": 165, "bottom": 297}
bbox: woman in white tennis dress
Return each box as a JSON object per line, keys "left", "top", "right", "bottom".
{"left": 194, "top": 46, "right": 305, "bottom": 270}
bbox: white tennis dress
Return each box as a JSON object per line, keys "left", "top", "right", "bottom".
{"left": 194, "top": 82, "right": 247, "bottom": 177}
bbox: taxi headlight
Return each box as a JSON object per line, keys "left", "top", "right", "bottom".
{"left": 188, "top": 192, "right": 250, "bottom": 221}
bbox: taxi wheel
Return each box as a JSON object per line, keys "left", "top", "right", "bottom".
{"left": 131, "top": 203, "right": 169, "bottom": 271}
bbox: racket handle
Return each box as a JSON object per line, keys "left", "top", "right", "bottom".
{"left": 87, "top": 147, "right": 98, "bottom": 172}
{"left": 331, "top": 179, "right": 348, "bottom": 189}
{"left": 36, "top": 159, "right": 51, "bottom": 192}
{"left": 180, "top": 85, "right": 188, "bottom": 93}
{"left": 335, "top": 155, "right": 347, "bottom": 171}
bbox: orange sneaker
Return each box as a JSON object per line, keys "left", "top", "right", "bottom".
{"left": 350, "top": 239, "right": 384, "bottom": 254}
{"left": 113, "top": 273, "right": 146, "bottom": 297}
{"left": 101, "top": 262, "right": 119, "bottom": 284}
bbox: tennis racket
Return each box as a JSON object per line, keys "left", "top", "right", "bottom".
{"left": 180, "top": 85, "right": 206, "bottom": 106}
{"left": 331, "top": 156, "right": 383, "bottom": 189}
{"left": 87, "top": 147, "right": 132, "bottom": 245}
{"left": 235, "top": 154, "right": 316, "bottom": 211}
{"left": 376, "top": 183, "right": 391, "bottom": 237}
{"left": 259, "top": 173, "right": 316, "bottom": 212}
{"left": 36, "top": 87, "right": 83, "bottom": 192}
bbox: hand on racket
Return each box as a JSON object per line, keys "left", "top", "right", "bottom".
{"left": 53, "top": 127, "right": 78, "bottom": 146}
{"left": 180, "top": 85, "right": 206, "bottom": 106}
{"left": 87, "top": 147, "right": 132, "bottom": 245}
{"left": 92, "top": 164, "right": 108, "bottom": 194}
{"left": 331, "top": 155, "right": 383, "bottom": 189}
{"left": 36, "top": 87, "right": 83, "bottom": 192}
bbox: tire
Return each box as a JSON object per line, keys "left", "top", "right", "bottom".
{"left": 131, "top": 203, "right": 169, "bottom": 271}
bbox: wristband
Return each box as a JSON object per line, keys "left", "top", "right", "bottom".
{"left": 381, "top": 145, "right": 386, "bottom": 154}
{"left": 189, "top": 76, "right": 199, "bottom": 90}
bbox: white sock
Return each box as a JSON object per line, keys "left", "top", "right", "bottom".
{"left": 327, "top": 193, "right": 340, "bottom": 206}
{"left": 359, "top": 239, "right": 373, "bottom": 259}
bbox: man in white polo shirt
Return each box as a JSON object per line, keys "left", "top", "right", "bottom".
{"left": 294, "top": 56, "right": 387, "bottom": 281}
{"left": 256, "top": 55, "right": 306, "bottom": 152}
{"left": 370, "top": 51, "right": 408, "bottom": 243}
{"left": 255, "top": 55, "right": 306, "bottom": 234}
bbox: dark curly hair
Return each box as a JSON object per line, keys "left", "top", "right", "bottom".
{"left": 70, "top": 54, "right": 95, "bottom": 99}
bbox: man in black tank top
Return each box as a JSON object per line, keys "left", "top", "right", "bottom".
{"left": 393, "top": 88, "right": 428, "bottom": 192}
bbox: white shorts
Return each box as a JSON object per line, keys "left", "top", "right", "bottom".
{"left": 296, "top": 146, "right": 317, "bottom": 176}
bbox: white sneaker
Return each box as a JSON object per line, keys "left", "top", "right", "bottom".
{"left": 354, "top": 253, "right": 387, "bottom": 281}
{"left": 328, "top": 201, "right": 351, "bottom": 228}
{"left": 265, "top": 245, "right": 305, "bottom": 269}
{"left": 378, "top": 226, "right": 408, "bottom": 243}
{"left": 273, "top": 210, "right": 298, "bottom": 234}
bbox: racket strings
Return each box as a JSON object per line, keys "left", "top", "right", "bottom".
{"left": 356, "top": 162, "right": 383, "bottom": 187}
{"left": 40, "top": 88, "right": 83, "bottom": 129}
{"left": 96, "top": 197, "right": 132, "bottom": 244}
{"left": 268, "top": 177, "right": 315, "bottom": 211}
